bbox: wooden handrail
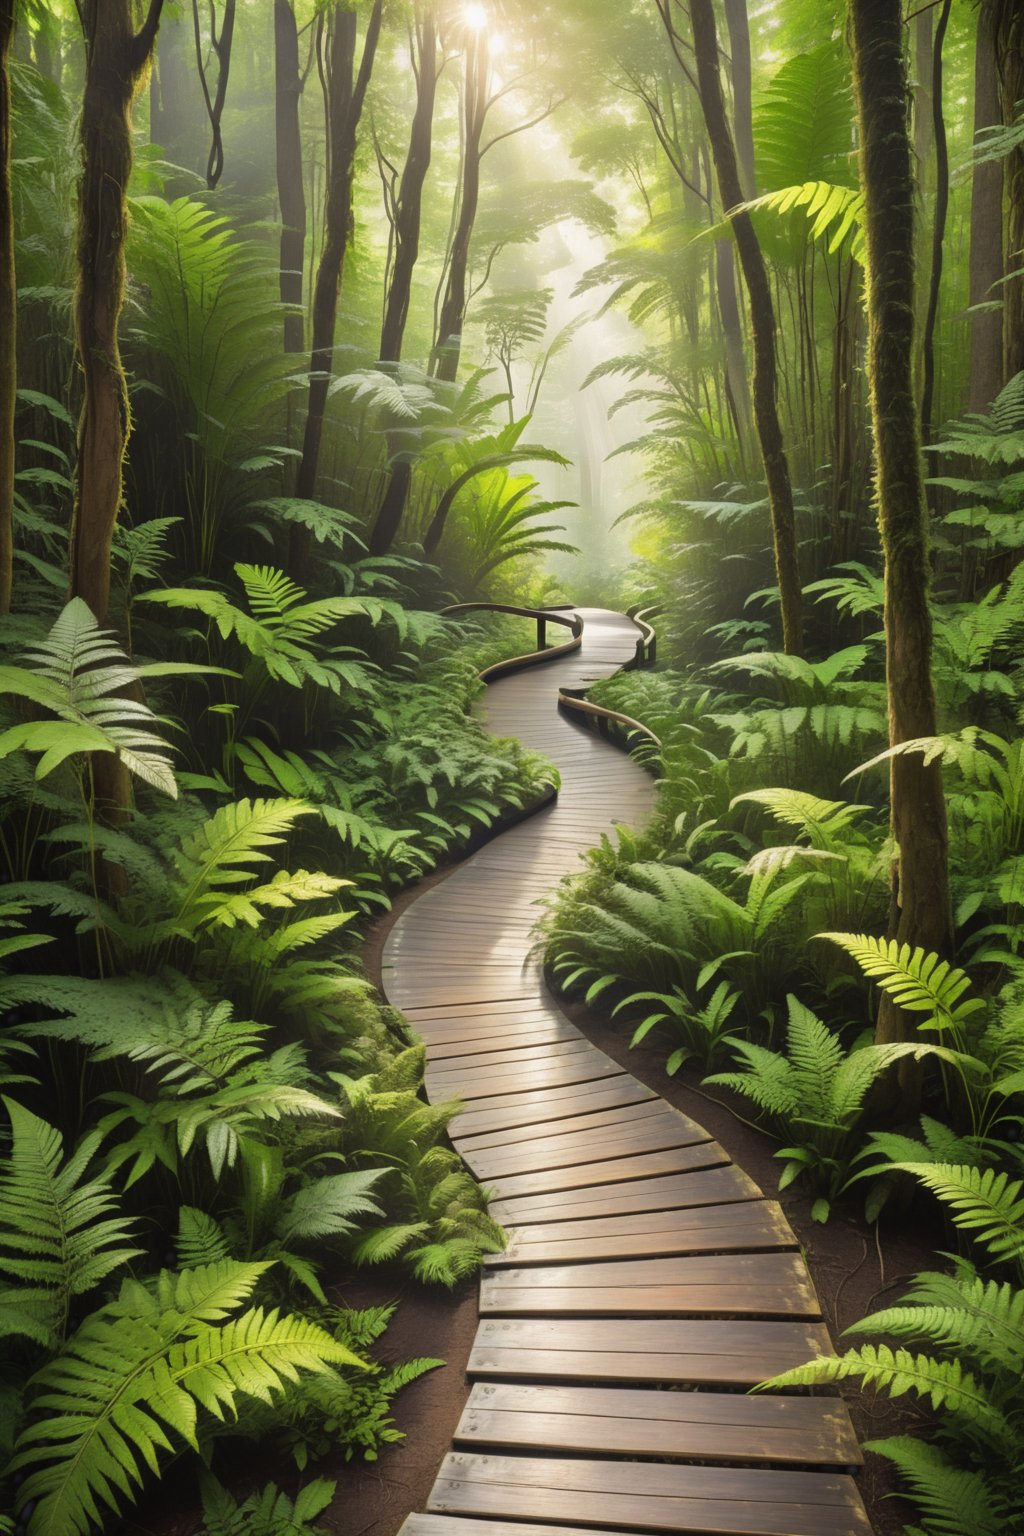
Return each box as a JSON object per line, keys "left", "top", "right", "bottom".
{"left": 441, "top": 602, "right": 661, "bottom": 755}
{"left": 556, "top": 687, "right": 662, "bottom": 750}
{"left": 441, "top": 602, "right": 583, "bottom": 681}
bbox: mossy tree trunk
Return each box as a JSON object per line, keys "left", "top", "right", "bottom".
{"left": 849, "top": 0, "right": 952, "bottom": 1050}
{"left": 71, "top": 0, "right": 165, "bottom": 827}
{"left": 689, "top": 0, "right": 803, "bottom": 656}
{"left": 0, "top": 0, "right": 15, "bottom": 616}
{"left": 291, "top": 0, "right": 384, "bottom": 580}
{"left": 71, "top": 0, "right": 164, "bottom": 628}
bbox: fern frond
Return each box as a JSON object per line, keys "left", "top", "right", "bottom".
{"left": 0, "top": 1098, "right": 141, "bottom": 1338}
{"left": 275, "top": 1171, "right": 387, "bottom": 1244}
{"left": 11, "top": 1262, "right": 362, "bottom": 1535}
{"left": 895, "top": 1163, "right": 1024, "bottom": 1267}
{"left": 0, "top": 599, "right": 177, "bottom": 795}
{"left": 819, "top": 933, "right": 984, "bottom": 1031}
{"left": 760, "top": 1343, "right": 1008, "bottom": 1434}
{"left": 176, "top": 1208, "right": 232, "bottom": 1269}
{"left": 866, "top": 1436, "right": 1005, "bottom": 1536}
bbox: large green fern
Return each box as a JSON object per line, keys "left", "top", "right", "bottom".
{"left": 9, "top": 1260, "right": 362, "bottom": 1535}
{"left": 706, "top": 997, "right": 960, "bottom": 1218}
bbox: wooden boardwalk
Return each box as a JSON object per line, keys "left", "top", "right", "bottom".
{"left": 384, "top": 610, "right": 869, "bottom": 1536}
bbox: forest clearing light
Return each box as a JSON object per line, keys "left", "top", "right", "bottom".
{"left": 464, "top": 3, "right": 489, "bottom": 30}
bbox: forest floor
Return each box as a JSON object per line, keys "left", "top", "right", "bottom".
{"left": 125, "top": 842, "right": 937, "bottom": 1536}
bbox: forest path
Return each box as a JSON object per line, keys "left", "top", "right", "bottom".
{"left": 383, "top": 610, "right": 870, "bottom": 1536}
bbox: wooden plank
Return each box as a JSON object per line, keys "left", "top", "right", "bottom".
{"left": 427, "top": 1053, "right": 622, "bottom": 1103}
{"left": 402, "top": 1519, "right": 652, "bottom": 1536}
{"left": 489, "top": 1201, "right": 792, "bottom": 1265}
{"left": 484, "top": 1143, "right": 732, "bottom": 1202}
{"left": 424, "top": 1029, "right": 585, "bottom": 1061}
{"left": 459, "top": 1097, "right": 673, "bottom": 1151}
{"left": 429, "top": 1454, "right": 871, "bottom": 1536}
{"left": 425, "top": 1039, "right": 598, "bottom": 1074}
{"left": 489, "top": 1166, "right": 761, "bottom": 1227}
{"left": 455, "top": 1382, "right": 863, "bottom": 1466}
{"left": 451, "top": 1078, "right": 656, "bottom": 1139}
{"left": 468, "top": 1316, "right": 835, "bottom": 1386}
{"left": 462, "top": 1116, "right": 712, "bottom": 1180}
{"left": 480, "top": 1252, "right": 819, "bottom": 1317}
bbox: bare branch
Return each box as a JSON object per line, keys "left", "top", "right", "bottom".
{"left": 482, "top": 95, "right": 566, "bottom": 158}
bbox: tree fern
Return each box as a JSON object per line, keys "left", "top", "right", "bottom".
{"left": 739, "top": 180, "right": 866, "bottom": 261}
{"left": 0, "top": 1098, "right": 141, "bottom": 1342}
{"left": 9, "top": 1260, "right": 363, "bottom": 1535}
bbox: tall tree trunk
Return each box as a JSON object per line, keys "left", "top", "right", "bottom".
{"left": 380, "top": 11, "right": 438, "bottom": 364}
{"left": 71, "top": 0, "right": 165, "bottom": 627}
{"left": 274, "top": 0, "right": 305, "bottom": 355}
{"left": 969, "top": 0, "right": 1004, "bottom": 414}
{"left": 0, "top": 0, "right": 15, "bottom": 616}
{"left": 995, "top": 0, "right": 1024, "bottom": 379}
{"left": 72, "top": 0, "right": 165, "bottom": 829}
{"left": 291, "top": 0, "right": 384, "bottom": 578}
{"left": 32, "top": 5, "right": 61, "bottom": 85}
{"left": 920, "top": 0, "right": 952, "bottom": 441}
{"left": 723, "top": 0, "right": 755, "bottom": 198}
{"left": 849, "top": 0, "right": 952, "bottom": 1051}
{"left": 689, "top": 0, "right": 803, "bottom": 656}
{"left": 370, "top": 8, "right": 439, "bottom": 557}
{"left": 432, "top": 29, "right": 488, "bottom": 383}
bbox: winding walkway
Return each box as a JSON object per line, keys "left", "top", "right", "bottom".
{"left": 384, "top": 610, "right": 870, "bottom": 1536}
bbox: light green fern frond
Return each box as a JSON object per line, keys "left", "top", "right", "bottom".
{"left": 894, "top": 1163, "right": 1024, "bottom": 1268}
{"left": 10, "top": 1260, "right": 362, "bottom": 1535}
{"left": 819, "top": 933, "right": 984, "bottom": 1033}
{"left": 0, "top": 599, "right": 177, "bottom": 795}
{"left": 759, "top": 1343, "right": 1008, "bottom": 1436}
